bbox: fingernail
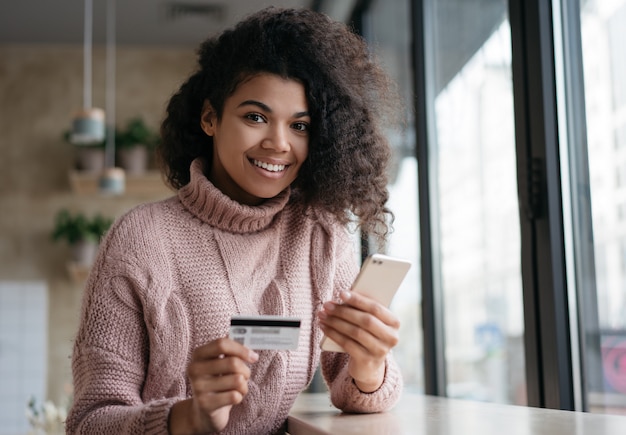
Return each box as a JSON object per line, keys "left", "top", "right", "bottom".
{"left": 249, "top": 350, "right": 259, "bottom": 362}
{"left": 340, "top": 291, "right": 352, "bottom": 301}
{"left": 323, "top": 301, "right": 336, "bottom": 311}
{"left": 318, "top": 310, "right": 327, "bottom": 320}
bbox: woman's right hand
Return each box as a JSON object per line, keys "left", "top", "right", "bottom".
{"left": 168, "top": 337, "right": 259, "bottom": 434}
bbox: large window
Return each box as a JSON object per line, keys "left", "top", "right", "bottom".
{"left": 342, "top": 0, "right": 626, "bottom": 415}
{"left": 362, "top": 0, "right": 525, "bottom": 404}
{"left": 423, "top": 0, "right": 525, "bottom": 404}
{"left": 566, "top": 0, "right": 626, "bottom": 415}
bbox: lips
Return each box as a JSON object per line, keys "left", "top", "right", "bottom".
{"left": 252, "top": 159, "right": 287, "bottom": 172}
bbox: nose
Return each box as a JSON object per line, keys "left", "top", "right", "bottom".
{"left": 261, "top": 124, "right": 290, "bottom": 152}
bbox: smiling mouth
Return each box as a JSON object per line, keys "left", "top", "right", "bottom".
{"left": 252, "top": 159, "right": 287, "bottom": 172}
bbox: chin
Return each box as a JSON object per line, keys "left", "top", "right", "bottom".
{"left": 254, "top": 187, "right": 287, "bottom": 200}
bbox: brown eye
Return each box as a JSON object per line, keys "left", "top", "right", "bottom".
{"left": 245, "top": 113, "right": 265, "bottom": 123}
{"left": 292, "top": 122, "right": 309, "bottom": 132}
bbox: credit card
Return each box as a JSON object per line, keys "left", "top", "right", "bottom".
{"left": 229, "top": 315, "right": 301, "bottom": 350}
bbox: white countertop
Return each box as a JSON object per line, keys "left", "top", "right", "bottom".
{"left": 287, "top": 392, "right": 626, "bottom": 435}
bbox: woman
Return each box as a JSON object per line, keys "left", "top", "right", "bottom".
{"left": 66, "top": 7, "right": 403, "bottom": 434}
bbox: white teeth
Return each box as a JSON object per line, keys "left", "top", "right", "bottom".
{"left": 253, "top": 159, "right": 286, "bottom": 172}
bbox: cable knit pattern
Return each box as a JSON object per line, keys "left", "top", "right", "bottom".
{"left": 66, "top": 157, "right": 403, "bottom": 435}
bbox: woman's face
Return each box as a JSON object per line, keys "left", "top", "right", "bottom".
{"left": 200, "top": 73, "right": 310, "bottom": 206}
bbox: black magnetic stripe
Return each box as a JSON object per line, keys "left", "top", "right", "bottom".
{"left": 230, "top": 318, "right": 301, "bottom": 328}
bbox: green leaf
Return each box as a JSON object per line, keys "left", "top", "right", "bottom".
{"left": 51, "top": 209, "right": 113, "bottom": 245}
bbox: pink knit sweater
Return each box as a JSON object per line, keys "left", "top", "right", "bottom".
{"left": 66, "top": 158, "right": 402, "bottom": 434}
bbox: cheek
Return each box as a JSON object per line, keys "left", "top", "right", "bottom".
{"left": 296, "top": 141, "right": 309, "bottom": 164}
{"left": 215, "top": 130, "right": 247, "bottom": 157}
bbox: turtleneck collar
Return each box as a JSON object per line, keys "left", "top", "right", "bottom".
{"left": 178, "top": 157, "right": 290, "bottom": 234}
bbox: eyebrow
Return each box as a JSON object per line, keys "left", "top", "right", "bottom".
{"left": 238, "top": 99, "right": 310, "bottom": 118}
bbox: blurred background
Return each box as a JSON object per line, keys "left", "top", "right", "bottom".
{"left": 2, "top": 0, "right": 626, "bottom": 433}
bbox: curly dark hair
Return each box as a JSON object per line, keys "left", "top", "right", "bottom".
{"left": 159, "top": 7, "right": 399, "bottom": 242}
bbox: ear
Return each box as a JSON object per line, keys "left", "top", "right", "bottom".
{"left": 200, "top": 100, "right": 217, "bottom": 136}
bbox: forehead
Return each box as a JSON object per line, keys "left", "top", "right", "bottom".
{"left": 227, "top": 73, "right": 308, "bottom": 110}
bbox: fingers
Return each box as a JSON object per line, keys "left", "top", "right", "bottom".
{"left": 320, "top": 315, "right": 396, "bottom": 357}
{"left": 188, "top": 354, "right": 252, "bottom": 381}
{"left": 338, "top": 291, "right": 400, "bottom": 328}
{"left": 187, "top": 338, "right": 258, "bottom": 416}
{"left": 317, "top": 291, "right": 400, "bottom": 354}
{"left": 194, "top": 374, "right": 250, "bottom": 408}
{"left": 320, "top": 320, "right": 385, "bottom": 356}
{"left": 318, "top": 291, "right": 400, "bottom": 392}
{"left": 189, "top": 338, "right": 258, "bottom": 387}
{"left": 192, "top": 337, "right": 259, "bottom": 364}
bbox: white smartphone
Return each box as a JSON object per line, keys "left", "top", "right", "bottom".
{"left": 320, "top": 253, "right": 411, "bottom": 352}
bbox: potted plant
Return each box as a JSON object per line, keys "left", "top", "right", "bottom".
{"left": 51, "top": 209, "right": 113, "bottom": 266}
{"left": 63, "top": 130, "right": 106, "bottom": 173}
{"left": 115, "top": 117, "right": 160, "bottom": 175}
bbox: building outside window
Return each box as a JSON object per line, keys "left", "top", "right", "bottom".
{"left": 572, "top": 0, "right": 626, "bottom": 415}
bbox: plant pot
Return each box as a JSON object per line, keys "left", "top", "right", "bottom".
{"left": 75, "top": 146, "right": 105, "bottom": 173}
{"left": 117, "top": 145, "right": 149, "bottom": 175}
{"left": 70, "top": 240, "right": 99, "bottom": 266}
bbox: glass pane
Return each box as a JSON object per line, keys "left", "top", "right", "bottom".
{"left": 578, "top": 0, "right": 626, "bottom": 415}
{"left": 364, "top": 0, "right": 423, "bottom": 393}
{"left": 427, "top": 0, "right": 526, "bottom": 404}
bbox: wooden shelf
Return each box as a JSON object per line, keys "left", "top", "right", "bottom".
{"left": 68, "top": 170, "right": 173, "bottom": 197}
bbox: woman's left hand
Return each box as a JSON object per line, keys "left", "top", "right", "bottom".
{"left": 317, "top": 290, "right": 400, "bottom": 392}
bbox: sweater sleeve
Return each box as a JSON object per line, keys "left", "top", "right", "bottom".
{"left": 322, "top": 351, "right": 403, "bottom": 413}
{"left": 66, "top": 207, "right": 185, "bottom": 434}
{"left": 66, "top": 276, "right": 179, "bottom": 434}
{"left": 317, "top": 227, "right": 404, "bottom": 413}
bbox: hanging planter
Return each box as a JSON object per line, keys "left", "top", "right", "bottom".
{"left": 70, "top": 107, "right": 106, "bottom": 145}
{"left": 65, "top": 0, "right": 108, "bottom": 176}
{"left": 97, "top": 0, "right": 127, "bottom": 195}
